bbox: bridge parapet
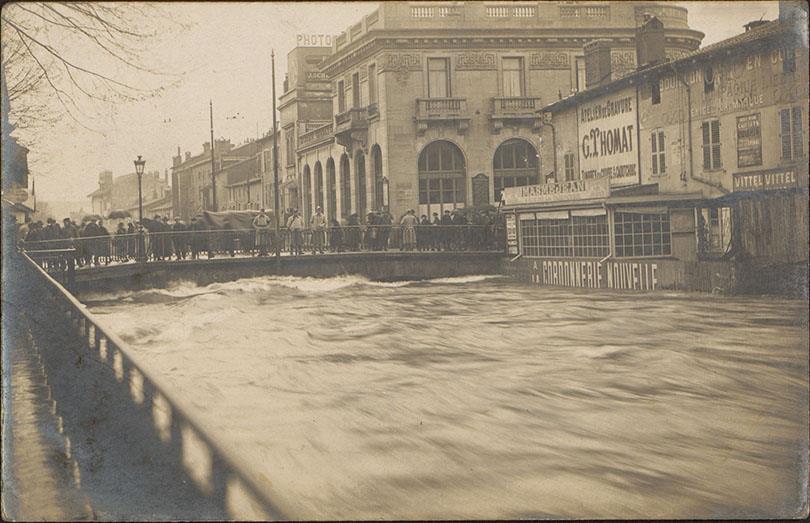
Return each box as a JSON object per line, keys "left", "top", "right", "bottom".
{"left": 19, "top": 252, "right": 294, "bottom": 519}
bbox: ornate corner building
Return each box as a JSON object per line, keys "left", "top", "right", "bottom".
{"left": 280, "top": 1, "right": 703, "bottom": 224}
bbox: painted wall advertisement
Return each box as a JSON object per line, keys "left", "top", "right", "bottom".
{"left": 578, "top": 88, "right": 639, "bottom": 188}
{"left": 505, "top": 214, "right": 518, "bottom": 255}
{"left": 529, "top": 258, "right": 660, "bottom": 290}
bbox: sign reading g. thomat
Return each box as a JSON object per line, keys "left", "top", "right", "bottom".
{"left": 578, "top": 87, "right": 639, "bottom": 188}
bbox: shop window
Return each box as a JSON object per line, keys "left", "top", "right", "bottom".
{"left": 614, "top": 211, "right": 671, "bottom": 257}
{"left": 701, "top": 119, "right": 722, "bottom": 170}
{"left": 697, "top": 207, "right": 733, "bottom": 256}
{"left": 520, "top": 215, "right": 540, "bottom": 257}
{"left": 428, "top": 58, "right": 450, "bottom": 98}
{"left": 780, "top": 107, "right": 804, "bottom": 160}
{"left": 572, "top": 214, "right": 609, "bottom": 257}
{"left": 651, "top": 78, "right": 661, "bottom": 105}
{"left": 651, "top": 130, "right": 666, "bottom": 175}
{"left": 538, "top": 218, "right": 573, "bottom": 257}
{"left": 564, "top": 152, "right": 575, "bottom": 181}
{"left": 736, "top": 113, "right": 762, "bottom": 167}
{"left": 703, "top": 66, "right": 714, "bottom": 93}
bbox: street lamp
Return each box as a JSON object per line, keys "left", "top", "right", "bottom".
{"left": 133, "top": 155, "right": 146, "bottom": 262}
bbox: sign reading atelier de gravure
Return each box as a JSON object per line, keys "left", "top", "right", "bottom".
{"left": 502, "top": 176, "right": 610, "bottom": 206}
{"left": 455, "top": 53, "right": 496, "bottom": 70}
{"left": 733, "top": 168, "right": 798, "bottom": 192}
{"left": 577, "top": 87, "right": 638, "bottom": 187}
{"left": 528, "top": 52, "right": 569, "bottom": 70}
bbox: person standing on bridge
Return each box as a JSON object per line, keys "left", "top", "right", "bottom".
{"left": 287, "top": 209, "right": 304, "bottom": 256}
{"left": 310, "top": 206, "right": 327, "bottom": 255}
{"left": 252, "top": 209, "right": 272, "bottom": 256}
{"left": 400, "top": 209, "right": 418, "bottom": 251}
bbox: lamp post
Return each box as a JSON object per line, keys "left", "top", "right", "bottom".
{"left": 133, "top": 155, "right": 146, "bottom": 262}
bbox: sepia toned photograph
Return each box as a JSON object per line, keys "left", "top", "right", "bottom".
{"left": 1, "top": 0, "right": 808, "bottom": 520}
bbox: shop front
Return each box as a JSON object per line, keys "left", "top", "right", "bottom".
{"left": 499, "top": 178, "right": 740, "bottom": 293}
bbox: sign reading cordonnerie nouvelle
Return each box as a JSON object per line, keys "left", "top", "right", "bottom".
{"left": 577, "top": 86, "right": 639, "bottom": 188}
{"left": 501, "top": 176, "right": 610, "bottom": 206}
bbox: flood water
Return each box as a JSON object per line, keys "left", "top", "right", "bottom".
{"left": 85, "top": 275, "right": 809, "bottom": 519}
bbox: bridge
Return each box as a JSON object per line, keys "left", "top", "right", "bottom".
{"left": 3, "top": 232, "right": 506, "bottom": 519}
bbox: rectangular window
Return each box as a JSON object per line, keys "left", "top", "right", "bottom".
{"left": 783, "top": 47, "right": 796, "bottom": 73}
{"left": 520, "top": 214, "right": 540, "bottom": 257}
{"left": 701, "top": 119, "right": 722, "bottom": 170}
{"left": 337, "top": 80, "right": 345, "bottom": 113}
{"left": 285, "top": 132, "right": 295, "bottom": 167}
{"left": 351, "top": 72, "right": 360, "bottom": 108}
{"left": 614, "top": 211, "right": 671, "bottom": 257}
{"left": 651, "top": 130, "right": 666, "bottom": 175}
{"left": 780, "top": 107, "right": 804, "bottom": 160}
{"left": 428, "top": 58, "right": 450, "bottom": 98}
{"left": 538, "top": 218, "right": 573, "bottom": 257}
{"left": 564, "top": 153, "right": 575, "bottom": 181}
{"left": 572, "top": 214, "right": 609, "bottom": 257}
{"left": 502, "top": 57, "right": 524, "bottom": 97}
{"left": 736, "top": 113, "right": 762, "bottom": 167}
{"left": 703, "top": 66, "right": 714, "bottom": 93}
{"left": 368, "top": 64, "right": 377, "bottom": 104}
{"left": 575, "top": 57, "right": 586, "bottom": 92}
{"left": 698, "top": 207, "right": 733, "bottom": 256}
{"left": 651, "top": 79, "right": 661, "bottom": 105}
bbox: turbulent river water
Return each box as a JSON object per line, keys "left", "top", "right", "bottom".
{"left": 85, "top": 275, "right": 809, "bottom": 519}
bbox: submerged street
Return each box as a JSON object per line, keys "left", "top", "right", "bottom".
{"left": 85, "top": 275, "right": 809, "bottom": 519}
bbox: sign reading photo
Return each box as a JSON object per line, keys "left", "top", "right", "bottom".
{"left": 578, "top": 87, "right": 639, "bottom": 187}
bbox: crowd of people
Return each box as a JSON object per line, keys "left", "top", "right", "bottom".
{"left": 16, "top": 206, "right": 505, "bottom": 267}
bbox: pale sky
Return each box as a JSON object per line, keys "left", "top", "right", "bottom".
{"left": 10, "top": 1, "right": 780, "bottom": 205}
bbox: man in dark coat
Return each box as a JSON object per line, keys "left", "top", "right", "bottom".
{"left": 82, "top": 218, "right": 100, "bottom": 265}
{"left": 346, "top": 213, "right": 360, "bottom": 251}
{"left": 172, "top": 217, "right": 188, "bottom": 260}
{"left": 378, "top": 209, "right": 393, "bottom": 251}
{"left": 440, "top": 210, "right": 453, "bottom": 251}
{"left": 451, "top": 209, "right": 466, "bottom": 251}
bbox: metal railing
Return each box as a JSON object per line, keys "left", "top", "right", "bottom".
{"left": 416, "top": 97, "right": 467, "bottom": 117}
{"left": 298, "top": 122, "right": 334, "bottom": 148}
{"left": 492, "top": 96, "right": 543, "bottom": 114}
{"left": 19, "top": 251, "right": 292, "bottom": 520}
{"left": 334, "top": 107, "right": 368, "bottom": 128}
{"left": 20, "top": 225, "right": 505, "bottom": 272}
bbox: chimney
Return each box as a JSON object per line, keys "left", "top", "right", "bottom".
{"left": 636, "top": 15, "right": 666, "bottom": 68}
{"left": 744, "top": 20, "right": 769, "bottom": 31}
{"left": 172, "top": 146, "right": 182, "bottom": 167}
{"left": 185, "top": 151, "right": 191, "bottom": 161}
{"left": 203, "top": 141, "right": 211, "bottom": 153}
{"left": 584, "top": 40, "right": 613, "bottom": 89}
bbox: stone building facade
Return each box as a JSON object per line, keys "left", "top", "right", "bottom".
{"left": 290, "top": 1, "right": 703, "bottom": 224}
{"left": 502, "top": 4, "right": 808, "bottom": 294}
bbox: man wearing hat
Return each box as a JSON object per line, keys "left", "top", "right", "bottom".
{"left": 310, "top": 206, "right": 327, "bottom": 255}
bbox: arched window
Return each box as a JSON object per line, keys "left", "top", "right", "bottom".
{"left": 340, "top": 154, "right": 351, "bottom": 219}
{"left": 355, "top": 150, "right": 367, "bottom": 218}
{"left": 314, "top": 161, "right": 324, "bottom": 213}
{"left": 326, "top": 158, "right": 337, "bottom": 221}
{"left": 493, "top": 138, "right": 540, "bottom": 203}
{"left": 418, "top": 140, "right": 466, "bottom": 217}
{"left": 371, "top": 145, "right": 384, "bottom": 211}
{"left": 302, "top": 164, "right": 312, "bottom": 222}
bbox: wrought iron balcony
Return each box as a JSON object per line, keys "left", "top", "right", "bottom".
{"left": 415, "top": 97, "right": 470, "bottom": 135}
{"left": 335, "top": 107, "right": 369, "bottom": 147}
{"left": 298, "top": 122, "right": 334, "bottom": 150}
{"left": 490, "top": 96, "right": 543, "bottom": 133}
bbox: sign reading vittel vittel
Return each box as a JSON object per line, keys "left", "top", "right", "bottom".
{"left": 578, "top": 87, "right": 639, "bottom": 187}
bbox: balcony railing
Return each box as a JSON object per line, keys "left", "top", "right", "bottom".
{"left": 298, "top": 122, "right": 334, "bottom": 149}
{"left": 490, "top": 97, "right": 543, "bottom": 133}
{"left": 335, "top": 107, "right": 369, "bottom": 147}
{"left": 415, "top": 98, "right": 470, "bottom": 135}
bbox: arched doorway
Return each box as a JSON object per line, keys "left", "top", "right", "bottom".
{"left": 340, "top": 154, "right": 351, "bottom": 219}
{"left": 371, "top": 145, "right": 384, "bottom": 211}
{"left": 355, "top": 150, "right": 367, "bottom": 218}
{"left": 326, "top": 158, "right": 337, "bottom": 221}
{"left": 493, "top": 138, "right": 540, "bottom": 203}
{"left": 418, "top": 140, "right": 466, "bottom": 218}
{"left": 302, "top": 164, "right": 312, "bottom": 222}
{"left": 314, "top": 161, "right": 324, "bottom": 214}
